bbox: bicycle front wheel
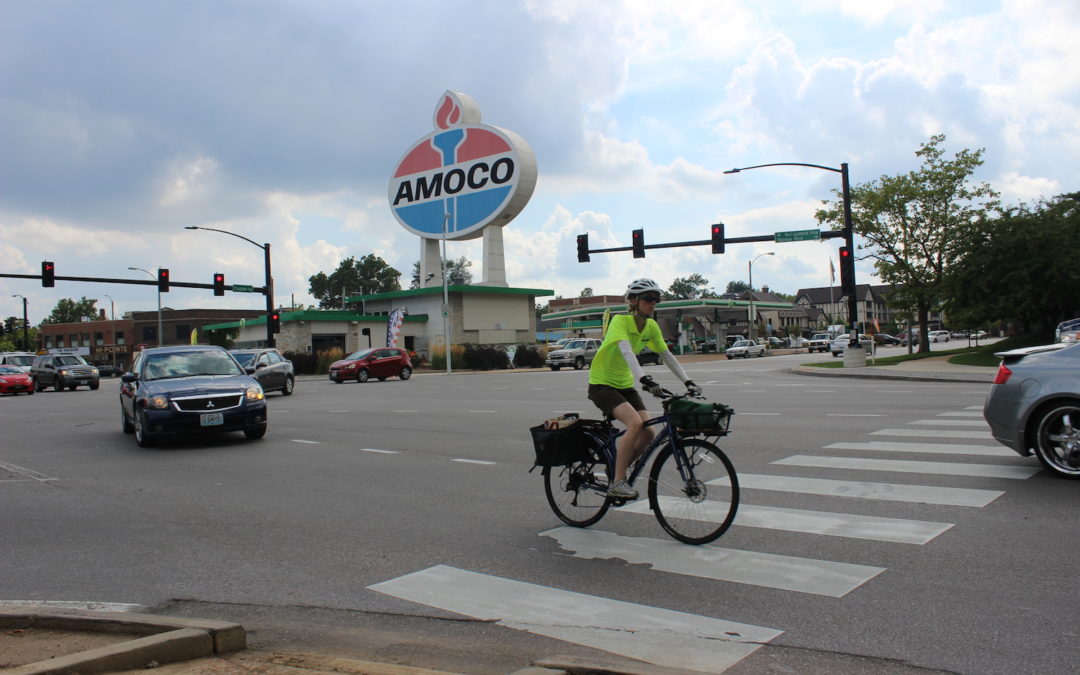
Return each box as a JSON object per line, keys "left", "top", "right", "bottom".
{"left": 544, "top": 441, "right": 610, "bottom": 527}
{"left": 648, "top": 438, "right": 738, "bottom": 545}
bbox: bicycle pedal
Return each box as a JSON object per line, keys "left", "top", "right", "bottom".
{"left": 609, "top": 497, "right": 628, "bottom": 507}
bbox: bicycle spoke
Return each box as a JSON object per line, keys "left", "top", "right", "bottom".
{"left": 649, "top": 439, "right": 739, "bottom": 545}
{"left": 544, "top": 444, "right": 611, "bottom": 527}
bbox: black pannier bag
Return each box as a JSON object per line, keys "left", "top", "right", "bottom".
{"left": 530, "top": 413, "right": 593, "bottom": 468}
{"left": 666, "top": 398, "right": 734, "bottom": 435}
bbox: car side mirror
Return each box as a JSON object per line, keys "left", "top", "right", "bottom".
{"left": 245, "top": 366, "right": 257, "bottom": 375}
{"left": 121, "top": 373, "right": 137, "bottom": 383}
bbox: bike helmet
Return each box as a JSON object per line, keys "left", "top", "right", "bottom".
{"left": 626, "top": 278, "right": 662, "bottom": 298}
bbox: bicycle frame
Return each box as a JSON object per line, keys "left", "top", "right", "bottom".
{"left": 582, "top": 414, "right": 694, "bottom": 493}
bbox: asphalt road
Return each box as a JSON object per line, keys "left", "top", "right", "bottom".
{"left": 3, "top": 349, "right": 1078, "bottom": 674}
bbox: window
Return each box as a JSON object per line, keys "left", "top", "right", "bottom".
{"left": 70, "top": 334, "right": 78, "bottom": 347}
{"left": 142, "top": 326, "right": 157, "bottom": 342}
{"left": 115, "top": 331, "right": 125, "bottom": 345}
{"left": 95, "top": 332, "right": 104, "bottom": 346}
{"left": 175, "top": 324, "right": 191, "bottom": 340}
{"left": 45, "top": 335, "right": 54, "bottom": 348}
{"left": 80, "top": 333, "right": 90, "bottom": 347}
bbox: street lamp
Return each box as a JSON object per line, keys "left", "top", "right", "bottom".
{"left": 128, "top": 267, "right": 162, "bottom": 346}
{"left": 11, "top": 294, "right": 28, "bottom": 352}
{"left": 103, "top": 294, "right": 116, "bottom": 370}
{"left": 724, "top": 162, "right": 857, "bottom": 345}
{"left": 747, "top": 252, "right": 774, "bottom": 340}
{"left": 185, "top": 226, "right": 274, "bottom": 348}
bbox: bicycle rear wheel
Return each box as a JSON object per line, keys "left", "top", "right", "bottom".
{"left": 648, "top": 438, "right": 738, "bottom": 545}
{"left": 544, "top": 440, "right": 610, "bottom": 527}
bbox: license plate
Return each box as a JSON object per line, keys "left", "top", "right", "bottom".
{"left": 77, "top": 380, "right": 89, "bottom": 385}
{"left": 200, "top": 412, "right": 224, "bottom": 426}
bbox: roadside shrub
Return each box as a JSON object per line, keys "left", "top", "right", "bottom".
{"left": 512, "top": 345, "right": 545, "bottom": 368}
{"left": 429, "top": 344, "right": 465, "bottom": 370}
{"left": 462, "top": 343, "right": 511, "bottom": 370}
{"left": 315, "top": 347, "right": 344, "bottom": 375}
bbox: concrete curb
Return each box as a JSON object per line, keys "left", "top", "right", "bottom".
{"left": 1, "top": 607, "right": 245, "bottom": 674}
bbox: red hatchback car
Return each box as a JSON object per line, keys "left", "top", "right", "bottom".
{"left": 329, "top": 347, "right": 413, "bottom": 383}
{"left": 0, "top": 365, "right": 34, "bottom": 395}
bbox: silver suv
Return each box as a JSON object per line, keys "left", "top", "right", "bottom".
{"left": 31, "top": 353, "right": 100, "bottom": 391}
{"left": 544, "top": 338, "right": 600, "bottom": 371}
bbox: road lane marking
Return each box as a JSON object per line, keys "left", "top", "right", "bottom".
{"left": 542, "top": 527, "right": 883, "bottom": 597}
{"left": 619, "top": 499, "right": 953, "bottom": 544}
{"left": 909, "top": 419, "right": 988, "bottom": 427}
{"left": 0, "top": 460, "right": 57, "bottom": 483}
{"left": 729, "top": 473, "right": 1004, "bottom": 507}
{"left": 0, "top": 601, "right": 145, "bottom": 612}
{"left": 451, "top": 458, "right": 495, "bottom": 465}
{"left": 827, "top": 413, "right": 885, "bottom": 417}
{"left": 825, "top": 441, "right": 1012, "bottom": 456}
{"left": 773, "top": 455, "right": 1038, "bottom": 479}
{"left": 468, "top": 410, "right": 498, "bottom": 413}
{"left": 369, "top": 565, "right": 782, "bottom": 672}
{"left": 871, "top": 428, "right": 994, "bottom": 440}
{"left": 291, "top": 439, "right": 320, "bottom": 444}
{"left": 361, "top": 448, "right": 399, "bottom": 454}
{"left": 938, "top": 412, "right": 984, "bottom": 417}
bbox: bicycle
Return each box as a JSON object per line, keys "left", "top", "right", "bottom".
{"left": 537, "top": 392, "right": 739, "bottom": 545}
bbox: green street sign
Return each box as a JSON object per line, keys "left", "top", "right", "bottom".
{"left": 775, "top": 229, "right": 821, "bottom": 243}
{"left": 232, "top": 284, "right": 254, "bottom": 293}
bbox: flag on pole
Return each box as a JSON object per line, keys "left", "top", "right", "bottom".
{"left": 189, "top": 328, "right": 197, "bottom": 345}
{"left": 386, "top": 307, "right": 406, "bottom": 347}
{"left": 601, "top": 308, "right": 611, "bottom": 337}
{"left": 830, "top": 258, "right": 835, "bottom": 284}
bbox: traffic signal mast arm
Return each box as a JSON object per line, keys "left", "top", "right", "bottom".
{"left": 0, "top": 270, "right": 266, "bottom": 294}
{"left": 577, "top": 229, "right": 845, "bottom": 257}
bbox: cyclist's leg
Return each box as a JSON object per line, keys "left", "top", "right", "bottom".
{"left": 611, "top": 402, "right": 644, "bottom": 482}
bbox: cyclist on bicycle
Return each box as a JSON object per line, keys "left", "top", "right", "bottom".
{"left": 587, "top": 278, "right": 702, "bottom": 499}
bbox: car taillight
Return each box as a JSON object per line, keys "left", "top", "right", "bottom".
{"left": 993, "top": 363, "right": 1012, "bottom": 385}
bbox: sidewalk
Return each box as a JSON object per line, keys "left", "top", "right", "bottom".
{"left": 4, "top": 355, "right": 997, "bottom": 674}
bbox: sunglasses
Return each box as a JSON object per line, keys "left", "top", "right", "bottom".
{"left": 637, "top": 294, "right": 661, "bottom": 303}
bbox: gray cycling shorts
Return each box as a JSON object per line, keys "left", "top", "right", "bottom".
{"left": 587, "top": 384, "right": 646, "bottom": 418}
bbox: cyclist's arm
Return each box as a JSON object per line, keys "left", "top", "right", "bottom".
{"left": 660, "top": 349, "right": 690, "bottom": 383}
{"left": 617, "top": 339, "right": 648, "bottom": 383}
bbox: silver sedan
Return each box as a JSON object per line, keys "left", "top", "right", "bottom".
{"left": 984, "top": 343, "right": 1080, "bottom": 478}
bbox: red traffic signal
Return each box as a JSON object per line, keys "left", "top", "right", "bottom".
{"left": 576, "top": 233, "right": 590, "bottom": 263}
{"left": 213, "top": 273, "right": 225, "bottom": 296}
{"left": 711, "top": 223, "right": 725, "bottom": 254}
{"left": 157, "top": 268, "right": 170, "bottom": 293}
{"left": 269, "top": 311, "right": 281, "bottom": 333}
{"left": 839, "top": 247, "right": 855, "bottom": 295}
{"left": 632, "top": 229, "right": 645, "bottom": 258}
{"left": 41, "top": 261, "right": 55, "bottom": 287}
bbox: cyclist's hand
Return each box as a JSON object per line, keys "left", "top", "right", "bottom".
{"left": 640, "top": 375, "right": 664, "bottom": 398}
{"left": 685, "top": 380, "right": 702, "bottom": 397}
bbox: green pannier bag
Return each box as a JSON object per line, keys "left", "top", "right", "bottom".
{"left": 666, "top": 398, "right": 734, "bottom": 435}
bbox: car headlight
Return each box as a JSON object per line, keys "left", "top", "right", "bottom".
{"left": 246, "top": 385, "right": 264, "bottom": 401}
{"left": 145, "top": 395, "right": 169, "bottom": 410}
{"left": 59, "top": 369, "right": 70, "bottom": 376}
{"left": 91, "top": 368, "right": 99, "bottom": 375}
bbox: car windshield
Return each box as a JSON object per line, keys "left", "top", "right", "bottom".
{"left": 56, "top": 355, "right": 85, "bottom": 365}
{"left": 143, "top": 351, "right": 243, "bottom": 380}
{"left": 231, "top": 352, "right": 257, "bottom": 367}
{"left": 0, "top": 365, "right": 23, "bottom": 374}
{"left": 345, "top": 348, "right": 375, "bottom": 360}
{"left": 6, "top": 355, "right": 33, "bottom": 366}
{"left": 563, "top": 341, "right": 587, "bottom": 349}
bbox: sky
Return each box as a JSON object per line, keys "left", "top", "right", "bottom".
{"left": 3, "top": 0, "right": 1079, "bottom": 325}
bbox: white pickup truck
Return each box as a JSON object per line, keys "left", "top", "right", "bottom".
{"left": 807, "top": 333, "right": 833, "bottom": 353}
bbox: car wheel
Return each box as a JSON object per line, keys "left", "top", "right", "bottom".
{"left": 54, "top": 378, "right": 64, "bottom": 392}
{"left": 550, "top": 366, "right": 561, "bottom": 371}
{"left": 27, "top": 388, "right": 34, "bottom": 395}
{"left": 574, "top": 356, "right": 585, "bottom": 370}
{"left": 68, "top": 385, "right": 77, "bottom": 391}
{"left": 1032, "top": 403, "right": 1080, "bottom": 479}
{"left": 90, "top": 383, "right": 99, "bottom": 390}
{"left": 282, "top": 376, "right": 294, "bottom": 396}
{"left": 378, "top": 377, "right": 387, "bottom": 381}
{"left": 399, "top": 366, "right": 412, "bottom": 380}
{"left": 726, "top": 355, "right": 733, "bottom": 360}
{"left": 134, "top": 411, "right": 155, "bottom": 447}
{"left": 121, "top": 407, "right": 134, "bottom": 434}
{"left": 357, "top": 369, "right": 369, "bottom": 383}
{"left": 244, "top": 425, "right": 267, "bottom": 440}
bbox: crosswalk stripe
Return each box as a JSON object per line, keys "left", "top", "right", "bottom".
{"left": 731, "top": 473, "right": 1004, "bottom": 507}
{"left": 871, "top": 428, "right": 994, "bottom": 439}
{"left": 825, "top": 441, "right": 1014, "bottom": 457}
{"left": 369, "top": 565, "right": 782, "bottom": 672}
{"left": 909, "top": 419, "right": 989, "bottom": 427}
{"left": 541, "top": 527, "right": 884, "bottom": 597}
{"left": 773, "top": 455, "right": 1038, "bottom": 479}
{"left": 937, "top": 411, "right": 984, "bottom": 417}
{"left": 619, "top": 498, "right": 952, "bottom": 544}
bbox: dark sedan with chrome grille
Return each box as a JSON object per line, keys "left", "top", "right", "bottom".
{"left": 120, "top": 345, "right": 267, "bottom": 447}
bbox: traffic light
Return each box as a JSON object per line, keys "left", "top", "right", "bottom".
{"left": 632, "top": 229, "right": 645, "bottom": 258}
{"left": 576, "top": 233, "right": 590, "bottom": 263}
{"left": 269, "top": 311, "right": 281, "bottom": 333}
{"left": 839, "top": 247, "right": 855, "bottom": 295}
{"left": 213, "top": 273, "right": 225, "bottom": 296}
{"left": 41, "top": 261, "right": 55, "bottom": 287}
{"left": 157, "top": 268, "right": 170, "bottom": 293}
{"left": 711, "top": 223, "right": 725, "bottom": 254}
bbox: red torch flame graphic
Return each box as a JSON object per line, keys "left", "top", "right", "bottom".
{"left": 435, "top": 95, "right": 461, "bottom": 130}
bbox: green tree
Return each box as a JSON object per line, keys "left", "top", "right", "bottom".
{"left": 725, "top": 280, "right": 751, "bottom": 296}
{"left": 667, "top": 274, "right": 710, "bottom": 299}
{"left": 946, "top": 194, "right": 1080, "bottom": 339}
{"left": 41, "top": 297, "right": 99, "bottom": 325}
{"left": 309, "top": 255, "right": 401, "bottom": 309}
{"left": 409, "top": 257, "right": 474, "bottom": 288}
{"left": 815, "top": 135, "right": 999, "bottom": 352}
{"left": 579, "top": 287, "right": 594, "bottom": 297}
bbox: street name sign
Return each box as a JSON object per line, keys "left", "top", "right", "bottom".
{"left": 232, "top": 284, "right": 254, "bottom": 293}
{"left": 775, "top": 229, "right": 821, "bottom": 243}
